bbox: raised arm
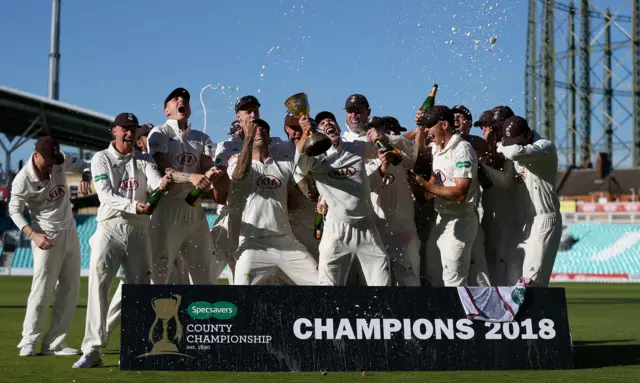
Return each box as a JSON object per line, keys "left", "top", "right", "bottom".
{"left": 497, "top": 139, "right": 556, "bottom": 162}
{"left": 231, "top": 120, "right": 258, "bottom": 181}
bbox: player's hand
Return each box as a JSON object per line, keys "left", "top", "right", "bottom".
{"left": 299, "top": 115, "right": 314, "bottom": 137}
{"left": 159, "top": 174, "right": 172, "bottom": 190}
{"left": 378, "top": 148, "right": 392, "bottom": 175}
{"left": 136, "top": 202, "right": 151, "bottom": 215}
{"left": 415, "top": 108, "right": 426, "bottom": 127}
{"left": 188, "top": 174, "right": 212, "bottom": 189}
{"left": 241, "top": 119, "right": 259, "bottom": 138}
{"left": 79, "top": 179, "right": 92, "bottom": 196}
{"left": 31, "top": 232, "right": 54, "bottom": 250}
{"left": 205, "top": 166, "right": 226, "bottom": 183}
{"left": 316, "top": 196, "right": 328, "bottom": 215}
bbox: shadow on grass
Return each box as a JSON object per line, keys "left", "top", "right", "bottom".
{"left": 574, "top": 342, "right": 640, "bottom": 369}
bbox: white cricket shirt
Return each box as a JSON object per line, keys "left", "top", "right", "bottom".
{"left": 147, "top": 119, "right": 215, "bottom": 199}
{"left": 497, "top": 132, "right": 560, "bottom": 216}
{"left": 296, "top": 139, "right": 378, "bottom": 223}
{"left": 9, "top": 152, "right": 89, "bottom": 233}
{"left": 430, "top": 133, "right": 479, "bottom": 214}
{"left": 228, "top": 156, "right": 294, "bottom": 240}
{"left": 92, "top": 142, "right": 164, "bottom": 223}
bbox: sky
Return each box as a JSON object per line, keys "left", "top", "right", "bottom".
{"left": 1, "top": 0, "right": 628, "bottom": 170}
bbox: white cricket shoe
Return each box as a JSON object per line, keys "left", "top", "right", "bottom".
{"left": 72, "top": 351, "right": 103, "bottom": 368}
{"left": 19, "top": 344, "right": 36, "bottom": 356}
{"left": 42, "top": 345, "right": 81, "bottom": 356}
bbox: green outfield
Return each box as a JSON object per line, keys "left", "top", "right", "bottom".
{"left": 0, "top": 277, "right": 638, "bottom": 382}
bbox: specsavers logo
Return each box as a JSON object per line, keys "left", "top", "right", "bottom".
{"left": 188, "top": 301, "right": 238, "bottom": 320}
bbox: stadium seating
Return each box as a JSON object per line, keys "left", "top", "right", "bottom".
{"left": 554, "top": 222, "right": 640, "bottom": 276}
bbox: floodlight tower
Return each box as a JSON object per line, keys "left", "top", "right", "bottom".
{"left": 48, "top": 0, "right": 61, "bottom": 100}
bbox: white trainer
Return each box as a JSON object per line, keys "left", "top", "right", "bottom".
{"left": 42, "top": 345, "right": 81, "bottom": 356}
{"left": 72, "top": 351, "right": 103, "bottom": 368}
{"left": 19, "top": 344, "right": 36, "bottom": 356}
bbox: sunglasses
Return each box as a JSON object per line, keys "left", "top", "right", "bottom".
{"left": 346, "top": 107, "right": 366, "bottom": 114}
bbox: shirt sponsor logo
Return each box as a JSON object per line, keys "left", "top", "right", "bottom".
{"left": 433, "top": 169, "right": 447, "bottom": 184}
{"left": 176, "top": 152, "right": 197, "bottom": 166}
{"left": 120, "top": 178, "right": 139, "bottom": 191}
{"left": 455, "top": 161, "right": 471, "bottom": 169}
{"left": 48, "top": 185, "right": 66, "bottom": 201}
{"left": 256, "top": 175, "right": 282, "bottom": 189}
{"left": 94, "top": 174, "right": 108, "bottom": 182}
{"left": 328, "top": 167, "right": 356, "bottom": 179}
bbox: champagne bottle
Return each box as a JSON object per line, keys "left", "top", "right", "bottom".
{"left": 420, "top": 84, "right": 438, "bottom": 112}
{"left": 375, "top": 139, "right": 403, "bottom": 166}
{"left": 185, "top": 187, "right": 203, "bottom": 207}
{"left": 145, "top": 187, "right": 167, "bottom": 214}
{"left": 314, "top": 212, "right": 325, "bottom": 240}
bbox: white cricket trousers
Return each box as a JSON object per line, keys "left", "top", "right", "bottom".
{"left": 150, "top": 198, "right": 215, "bottom": 284}
{"left": 233, "top": 234, "right": 318, "bottom": 285}
{"left": 374, "top": 219, "right": 420, "bottom": 286}
{"left": 482, "top": 217, "right": 513, "bottom": 286}
{"left": 468, "top": 217, "right": 491, "bottom": 287}
{"left": 519, "top": 212, "right": 563, "bottom": 286}
{"left": 210, "top": 212, "right": 240, "bottom": 284}
{"left": 17, "top": 228, "right": 80, "bottom": 350}
{"left": 318, "top": 217, "right": 390, "bottom": 286}
{"left": 425, "top": 209, "right": 478, "bottom": 287}
{"left": 81, "top": 219, "right": 152, "bottom": 354}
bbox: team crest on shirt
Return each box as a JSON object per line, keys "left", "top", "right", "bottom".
{"left": 382, "top": 173, "right": 395, "bottom": 186}
{"left": 256, "top": 175, "right": 282, "bottom": 189}
{"left": 120, "top": 178, "right": 139, "bottom": 191}
{"left": 433, "top": 169, "right": 447, "bottom": 184}
{"left": 328, "top": 166, "right": 356, "bottom": 179}
{"left": 47, "top": 185, "right": 66, "bottom": 201}
{"left": 176, "top": 152, "right": 197, "bottom": 166}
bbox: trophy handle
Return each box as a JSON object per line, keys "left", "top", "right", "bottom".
{"left": 173, "top": 314, "right": 183, "bottom": 343}
{"left": 151, "top": 297, "right": 158, "bottom": 310}
{"left": 148, "top": 318, "right": 158, "bottom": 345}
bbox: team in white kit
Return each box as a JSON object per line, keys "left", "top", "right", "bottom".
{"left": 7, "top": 87, "right": 562, "bottom": 367}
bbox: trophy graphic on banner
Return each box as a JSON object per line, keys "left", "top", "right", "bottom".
{"left": 285, "top": 92, "right": 332, "bottom": 156}
{"left": 138, "top": 294, "right": 191, "bottom": 358}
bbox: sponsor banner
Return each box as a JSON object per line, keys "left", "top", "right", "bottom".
{"left": 559, "top": 200, "right": 577, "bottom": 212}
{"left": 576, "top": 202, "right": 640, "bottom": 213}
{"left": 120, "top": 285, "right": 573, "bottom": 371}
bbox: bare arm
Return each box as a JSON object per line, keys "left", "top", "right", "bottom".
{"left": 231, "top": 121, "right": 257, "bottom": 181}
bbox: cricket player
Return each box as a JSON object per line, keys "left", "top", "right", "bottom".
{"left": 364, "top": 116, "right": 421, "bottom": 286}
{"left": 473, "top": 111, "right": 518, "bottom": 285}
{"left": 147, "top": 87, "right": 224, "bottom": 284}
{"left": 497, "top": 116, "right": 562, "bottom": 286}
{"left": 210, "top": 96, "right": 286, "bottom": 283}
{"left": 296, "top": 114, "right": 391, "bottom": 286}
{"left": 229, "top": 118, "right": 318, "bottom": 285}
{"left": 408, "top": 106, "right": 480, "bottom": 287}
{"left": 73, "top": 113, "right": 170, "bottom": 368}
{"left": 9, "top": 136, "right": 91, "bottom": 356}
{"left": 283, "top": 111, "right": 326, "bottom": 260}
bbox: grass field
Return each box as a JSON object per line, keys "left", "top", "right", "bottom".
{"left": 0, "top": 277, "right": 639, "bottom": 382}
